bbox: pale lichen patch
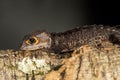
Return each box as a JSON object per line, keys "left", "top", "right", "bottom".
{"left": 18, "top": 57, "right": 51, "bottom": 74}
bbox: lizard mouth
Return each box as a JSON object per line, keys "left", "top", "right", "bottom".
{"left": 20, "top": 45, "right": 25, "bottom": 50}
{"left": 20, "top": 45, "right": 39, "bottom": 50}
{"left": 20, "top": 44, "right": 46, "bottom": 51}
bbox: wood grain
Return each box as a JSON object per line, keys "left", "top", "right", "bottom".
{"left": 0, "top": 42, "right": 120, "bottom": 80}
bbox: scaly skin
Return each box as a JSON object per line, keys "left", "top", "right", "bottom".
{"left": 20, "top": 25, "right": 120, "bottom": 53}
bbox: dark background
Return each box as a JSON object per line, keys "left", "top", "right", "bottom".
{"left": 0, "top": 0, "right": 120, "bottom": 50}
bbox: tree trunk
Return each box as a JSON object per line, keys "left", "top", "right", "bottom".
{"left": 0, "top": 42, "right": 120, "bottom": 80}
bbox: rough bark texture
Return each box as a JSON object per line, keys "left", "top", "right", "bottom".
{"left": 0, "top": 42, "right": 120, "bottom": 80}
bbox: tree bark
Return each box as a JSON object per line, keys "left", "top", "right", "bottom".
{"left": 0, "top": 42, "right": 120, "bottom": 80}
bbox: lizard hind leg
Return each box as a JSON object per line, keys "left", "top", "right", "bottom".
{"left": 109, "top": 33, "right": 120, "bottom": 45}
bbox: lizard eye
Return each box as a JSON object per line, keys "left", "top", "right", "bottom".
{"left": 25, "top": 37, "right": 39, "bottom": 45}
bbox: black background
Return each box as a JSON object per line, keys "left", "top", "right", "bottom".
{"left": 0, "top": 0, "right": 120, "bottom": 50}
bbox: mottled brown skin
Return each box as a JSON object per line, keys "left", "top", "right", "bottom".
{"left": 20, "top": 25, "right": 120, "bottom": 53}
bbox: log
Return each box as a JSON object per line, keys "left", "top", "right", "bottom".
{"left": 0, "top": 42, "right": 120, "bottom": 80}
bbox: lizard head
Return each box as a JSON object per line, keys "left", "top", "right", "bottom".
{"left": 20, "top": 31, "right": 52, "bottom": 50}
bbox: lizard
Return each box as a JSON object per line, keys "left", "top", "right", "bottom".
{"left": 20, "top": 25, "right": 120, "bottom": 53}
